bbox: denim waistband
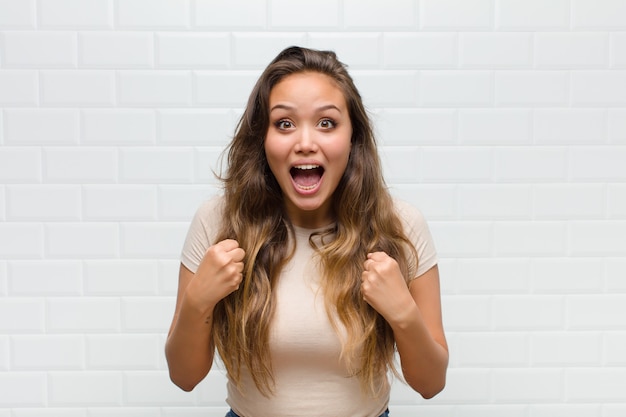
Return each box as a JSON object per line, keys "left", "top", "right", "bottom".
{"left": 226, "top": 408, "right": 390, "bottom": 417}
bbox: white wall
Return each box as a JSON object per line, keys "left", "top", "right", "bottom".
{"left": 1, "top": 0, "right": 626, "bottom": 416}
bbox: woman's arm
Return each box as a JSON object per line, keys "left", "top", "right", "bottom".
{"left": 165, "top": 239, "right": 245, "bottom": 391}
{"left": 362, "top": 255, "right": 448, "bottom": 398}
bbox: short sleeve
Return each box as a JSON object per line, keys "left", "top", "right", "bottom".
{"left": 180, "top": 196, "right": 224, "bottom": 273}
{"left": 393, "top": 198, "right": 438, "bottom": 279}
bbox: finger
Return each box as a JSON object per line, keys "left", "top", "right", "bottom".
{"left": 367, "top": 251, "right": 389, "bottom": 262}
{"left": 216, "top": 239, "right": 240, "bottom": 252}
{"left": 228, "top": 247, "right": 246, "bottom": 262}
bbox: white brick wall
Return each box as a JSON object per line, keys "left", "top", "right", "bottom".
{"left": 1, "top": 0, "right": 625, "bottom": 415}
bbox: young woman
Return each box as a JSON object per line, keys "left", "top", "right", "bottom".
{"left": 165, "top": 46, "right": 448, "bottom": 417}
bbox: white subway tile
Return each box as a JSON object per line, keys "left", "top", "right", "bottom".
{"left": 0, "top": 261, "right": 6, "bottom": 296}
{"left": 79, "top": 32, "right": 154, "bottom": 68}
{"left": 8, "top": 260, "right": 82, "bottom": 295}
{"left": 0, "top": 147, "right": 41, "bottom": 183}
{"left": 604, "top": 405, "right": 626, "bottom": 417}
{"left": 494, "top": 295, "right": 564, "bottom": 329}
{"left": 2, "top": 31, "right": 77, "bottom": 68}
{"left": 493, "top": 369, "right": 563, "bottom": 401}
{"left": 271, "top": 0, "right": 340, "bottom": 29}
{"left": 421, "top": 0, "right": 492, "bottom": 30}
{"left": 391, "top": 185, "right": 458, "bottom": 220}
{"left": 0, "top": 70, "right": 38, "bottom": 106}
{"left": 48, "top": 372, "right": 122, "bottom": 405}
{"left": 122, "top": 297, "right": 174, "bottom": 332}
{"left": 535, "top": 33, "right": 608, "bottom": 69}
{"left": 611, "top": 33, "right": 626, "bottom": 68}
{"left": 41, "top": 70, "right": 115, "bottom": 106}
{"left": 0, "top": 336, "right": 7, "bottom": 370}
{"left": 459, "top": 109, "right": 532, "bottom": 145}
{"left": 11, "top": 335, "right": 84, "bottom": 370}
{"left": 496, "top": 0, "right": 569, "bottom": 30}
{"left": 120, "top": 223, "right": 188, "bottom": 258}
{"left": 86, "top": 334, "right": 160, "bottom": 369}
{"left": 120, "top": 148, "right": 194, "bottom": 183}
{"left": 442, "top": 295, "right": 492, "bottom": 330}
{"left": 232, "top": 33, "right": 308, "bottom": 68}
{"left": 429, "top": 221, "right": 492, "bottom": 257}
{"left": 383, "top": 33, "right": 457, "bottom": 69}
{"left": 87, "top": 408, "right": 160, "bottom": 417}
{"left": 496, "top": 71, "right": 569, "bottom": 106}
{"left": 380, "top": 146, "right": 420, "bottom": 183}
{"left": 344, "top": 0, "right": 417, "bottom": 29}
{"left": 606, "top": 258, "right": 626, "bottom": 291}
{"left": 569, "top": 221, "right": 626, "bottom": 256}
{"left": 529, "top": 405, "right": 601, "bottom": 417}
{"left": 117, "top": 71, "right": 192, "bottom": 106}
{"left": 157, "top": 33, "right": 230, "bottom": 68}
{"left": 457, "top": 333, "right": 528, "bottom": 366}
{"left": 7, "top": 185, "right": 81, "bottom": 221}
{"left": 0, "top": 372, "right": 46, "bottom": 406}
{"left": 533, "top": 184, "right": 605, "bottom": 220}
{"left": 609, "top": 109, "right": 626, "bottom": 144}
{"left": 495, "top": 147, "right": 567, "bottom": 182}
{"left": 82, "top": 109, "right": 156, "bottom": 145}
{"left": 194, "top": 0, "right": 267, "bottom": 29}
{"left": 12, "top": 410, "right": 86, "bottom": 417}
{"left": 446, "top": 405, "right": 526, "bottom": 417}
{"left": 116, "top": 0, "right": 190, "bottom": 28}
{"left": 352, "top": 71, "right": 418, "bottom": 107}
{"left": 531, "top": 258, "right": 604, "bottom": 293}
{"left": 569, "top": 147, "right": 626, "bottom": 180}
{"left": 0, "top": 223, "right": 44, "bottom": 259}
{"left": 195, "top": 71, "right": 260, "bottom": 106}
{"left": 461, "top": 33, "right": 532, "bottom": 68}
{"left": 568, "top": 295, "right": 626, "bottom": 329}
{"left": 420, "top": 71, "right": 493, "bottom": 107}
{"left": 531, "top": 331, "right": 601, "bottom": 366}
{"left": 609, "top": 184, "right": 626, "bottom": 218}
{"left": 46, "top": 223, "right": 119, "bottom": 258}
{"left": 5, "top": 109, "right": 79, "bottom": 145}
{"left": 125, "top": 371, "right": 196, "bottom": 405}
{"left": 605, "top": 331, "right": 626, "bottom": 365}
{"left": 84, "top": 260, "right": 158, "bottom": 295}
{"left": 572, "top": 71, "right": 626, "bottom": 106}
{"left": 47, "top": 298, "right": 121, "bottom": 333}
{"left": 459, "top": 184, "right": 531, "bottom": 219}
{"left": 158, "top": 185, "right": 215, "bottom": 220}
{"left": 83, "top": 185, "right": 157, "bottom": 221}
{"left": 566, "top": 369, "right": 626, "bottom": 401}
{"left": 39, "top": 0, "right": 112, "bottom": 28}
{"left": 422, "top": 147, "right": 492, "bottom": 182}
{"left": 534, "top": 109, "right": 607, "bottom": 145}
{"left": 456, "top": 258, "right": 530, "bottom": 293}
{"left": 0, "top": 299, "right": 44, "bottom": 333}
{"left": 158, "top": 109, "right": 232, "bottom": 145}
{"left": 572, "top": 0, "right": 626, "bottom": 29}
{"left": 376, "top": 109, "right": 456, "bottom": 146}
{"left": 194, "top": 148, "right": 223, "bottom": 184}
{"left": 44, "top": 148, "right": 117, "bottom": 183}
{"left": 0, "top": 0, "right": 35, "bottom": 28}
{"left": 309, "top": 33, "right": 382, "bottom": 68}
{"left": 494, "top": 221, "right": 567, "bottom": 256}
{"left": 431, "top": 368, "right": 491, "bottom": 403}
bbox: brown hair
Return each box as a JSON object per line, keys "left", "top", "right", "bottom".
{"left": 212, "top": 46, "right": 418, "bottom": 396}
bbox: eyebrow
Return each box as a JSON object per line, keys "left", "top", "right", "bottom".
{"left": 269, "top": 104, "right": 343, "bottom": 113}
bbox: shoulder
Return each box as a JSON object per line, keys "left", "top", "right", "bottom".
{"left": 392, "top": 197, "right": 428, "bottom": 233}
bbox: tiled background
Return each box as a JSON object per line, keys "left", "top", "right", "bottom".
{"left": 1, "top": 0, "right": 626, "bottom": 416}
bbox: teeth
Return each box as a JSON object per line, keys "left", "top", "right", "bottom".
{"left": 293, "top": 164, "right": 320, "bottom": 170}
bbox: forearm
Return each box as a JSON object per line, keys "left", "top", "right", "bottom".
{"left": 391, "top": 303, "right": 449, "bottom": 399}
{"left": 165, "top": 297, "right": 215, "bottom": 391}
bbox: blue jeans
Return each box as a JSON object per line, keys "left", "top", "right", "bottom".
{"left": 226, "top": 409, "right": 390, "bottom": 417}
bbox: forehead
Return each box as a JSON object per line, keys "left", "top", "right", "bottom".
{"left": 269, "top": 71, "right": 347, "bottom": 104}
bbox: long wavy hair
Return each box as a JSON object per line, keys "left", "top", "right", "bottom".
{"left": 212, "top": 46, "right": 418, "bottom": 397}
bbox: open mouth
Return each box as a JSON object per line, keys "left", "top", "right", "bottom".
{"left": 290, "top": 164, "right": 325, "bottom": 191}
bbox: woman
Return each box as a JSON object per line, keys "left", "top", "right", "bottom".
{"left": 165, "top": 46, "right": 448, "bottom": 417}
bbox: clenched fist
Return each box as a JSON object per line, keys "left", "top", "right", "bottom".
{"left": 185, "top": 239, "right": 245, "bottom": 315}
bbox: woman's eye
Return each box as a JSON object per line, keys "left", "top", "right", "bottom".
{"left": 275, "top": 120, "right": 293, "bottom": 130}
{"left": 318, "top": 119, "right": 335, "bottom": 129}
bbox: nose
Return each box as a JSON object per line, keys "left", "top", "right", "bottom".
{"left": 294, "top": 126, "right": 318, "bottom": 154}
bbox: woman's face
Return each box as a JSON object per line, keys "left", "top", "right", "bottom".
{"left": 264, "top": 71, "right": 353, "bottom": 229}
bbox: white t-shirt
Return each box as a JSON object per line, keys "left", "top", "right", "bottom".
{"left": 180, "top": 196, "right": 438, "bottom": 417}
